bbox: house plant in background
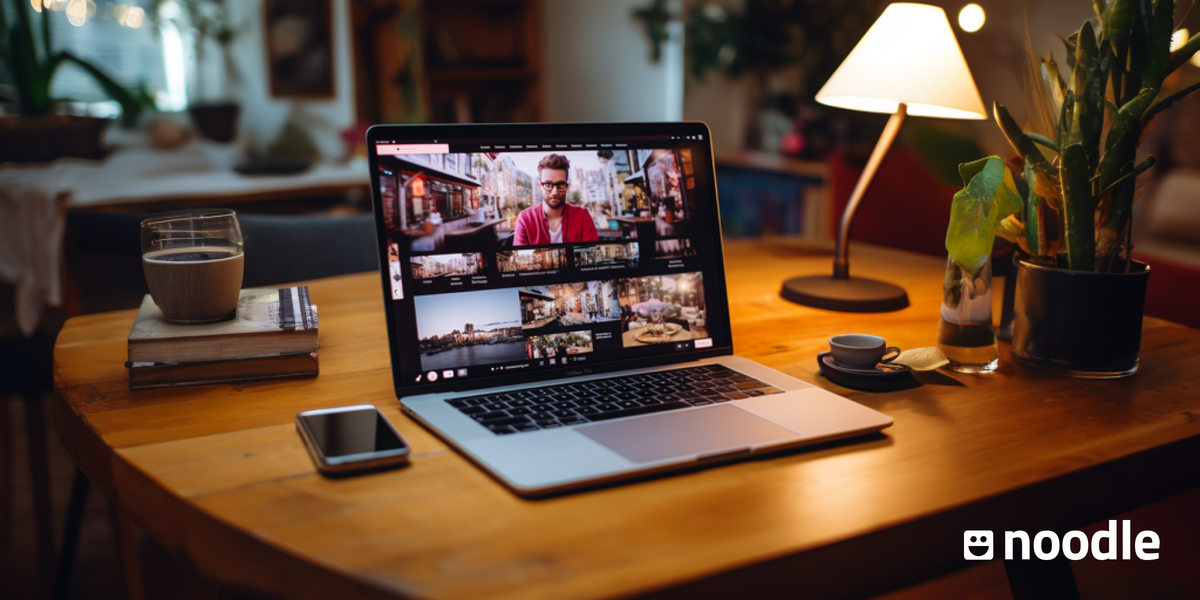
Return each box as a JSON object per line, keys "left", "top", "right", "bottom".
{"left": 960, "top": 0, "right": 1200, "bottom": 377}
{"left": 0, "top": 0, "right": 146, "bottom": 162}
{"left": 155, "top": 0, "right": 241, "bottom": 142}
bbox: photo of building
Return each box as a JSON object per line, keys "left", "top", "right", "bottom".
{"left": 574, "top": 243, "right": 639, "bottom": 269}
{"left": 519, "top": 280, "right": 621, "bottom": 330}
{"left": 411, "top": 253, "right": 485, "bottom": 278}
{"left": 496, "top": 248, "right": 567, "bottom": 273}
{"left": 413, "top": 289, "right": 526, "bottom": 370}
{"left": 655, "top": 238, "right": 697, "bottom": 259}
{"left": 526, "top": 331, "right": 594, "bottom": 360}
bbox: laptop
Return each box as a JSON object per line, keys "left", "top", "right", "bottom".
{"left": 366, "top": 122, "right": 892, "bottom": 496}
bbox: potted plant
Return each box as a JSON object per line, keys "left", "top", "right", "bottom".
{"left": 947, "top": 0, "right": 1200, "bottom": 377}
{"left": 0, "top": 0, "right": 146, "bottom": 162}
{"left": 155, "top": 0, "right": 241, "bottom": 142}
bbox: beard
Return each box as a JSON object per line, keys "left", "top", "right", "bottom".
{"left": 545, "top": 194, "right": 566, "bottom": 209}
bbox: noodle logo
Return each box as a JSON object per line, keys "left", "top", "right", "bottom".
{"left": 964, "top": 521, "right": 1159, "bottom": 561}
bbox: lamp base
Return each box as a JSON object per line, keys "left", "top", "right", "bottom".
{"left": 780, "top": 275, "right": 909, "bottom": 313}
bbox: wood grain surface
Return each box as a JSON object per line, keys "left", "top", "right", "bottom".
{"left": 53, "top": 239, "right": 1200, "bottom": 600}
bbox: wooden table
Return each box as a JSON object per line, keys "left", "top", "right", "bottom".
{"left": 52, "top": 239, "right": 1200, "bottom": 599}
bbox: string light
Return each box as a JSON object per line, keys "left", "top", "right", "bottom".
{"left": 65, "top": 0, "right": 87, "bottom": 26}
{"left": 85, "top": 0, "right": 96, "bottom": 19}
{"left": 114, "top": 4, "right": 126, "bottom": 21}
{"left": 124, "top": 6, "right": 145, "bottom": 28}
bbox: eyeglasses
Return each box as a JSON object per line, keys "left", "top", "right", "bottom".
{"left": 540, "top": 181, "right": 569, "bottom": 192}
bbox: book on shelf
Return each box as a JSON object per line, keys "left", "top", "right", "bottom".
{"left": 127, "top": 351, "right": 319, "bottom": 390}
{"left": 128, "top": 286, "right": 318, "bottom": 364}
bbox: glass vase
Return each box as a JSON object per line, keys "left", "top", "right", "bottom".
{"left": 937, "top": 256, "right": 998, "bottom": 374}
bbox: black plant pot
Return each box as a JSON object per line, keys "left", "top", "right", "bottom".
{"left": 189, "top": 102, "right": 240, "bottom": 143}
{"left": 1011, "top": 260, "right": 1150, "bottom": 378}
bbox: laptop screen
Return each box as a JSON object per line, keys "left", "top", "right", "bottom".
{"left": 367, "top": 123, "right": 732, "bottom": 396}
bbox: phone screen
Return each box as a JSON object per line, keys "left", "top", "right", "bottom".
{"left": 299, "top": 408, "right": 408, "bottom": 458}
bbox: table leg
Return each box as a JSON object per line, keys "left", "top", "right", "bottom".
{"left": 54, "top": 468, "right": 90, "bottom": 600}
{"left": 1003, "top": 555, "right": 1081, "bottom": 600}
{"left": 110, "top": 501, "right": 146, "bottom": 600}
{"left": 25, "top": 392, "right": 57, "bottom": 580}
{"left": 0, "top": 395, "right": 12, "bottom": 547}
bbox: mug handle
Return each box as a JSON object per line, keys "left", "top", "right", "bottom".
{"left": 880, "top": 347, "right": 902, "bottom": 363}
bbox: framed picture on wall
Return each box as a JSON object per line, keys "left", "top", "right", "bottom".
{"left": 265, "top": 0, "right": 335, "bottom": 98}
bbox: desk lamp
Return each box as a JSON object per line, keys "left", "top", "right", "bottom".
{"left": 781, "top": 3, "right": 986, "bottom": 312}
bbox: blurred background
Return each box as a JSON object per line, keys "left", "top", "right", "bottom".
{"left": 2, "top": 0, "right": 1199, "bottom": 598}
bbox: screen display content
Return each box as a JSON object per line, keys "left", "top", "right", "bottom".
{"left": 372, "top": 127, "right": 728, "bottom": 392}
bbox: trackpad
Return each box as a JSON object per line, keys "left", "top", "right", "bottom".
{"left": 577, "top": 405, "right": 797, "bottom": 464}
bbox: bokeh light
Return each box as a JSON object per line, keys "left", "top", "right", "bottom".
{"left": 65, "top": 0, "right": 87, "bottom": 26}
{"left": 958, "top": 4, "right": 985, "bottom": 33}
{"left": 1170, "top": 29, "right": 1189, "bottom": 52}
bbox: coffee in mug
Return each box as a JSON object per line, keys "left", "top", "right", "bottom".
{"left": 141, "top": 210, "right": 244, "bottom": 323}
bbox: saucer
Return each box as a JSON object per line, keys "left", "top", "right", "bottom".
{"left": 818, "top": 352, "right": 920, "bottom": 392}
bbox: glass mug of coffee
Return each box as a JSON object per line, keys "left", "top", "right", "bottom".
{"left": 141, "top": 209, "right": 245, "bottom": 323}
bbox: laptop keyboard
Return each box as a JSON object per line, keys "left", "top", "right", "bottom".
{"left": 445, "top": 364, "right": 784, "bottom": 435}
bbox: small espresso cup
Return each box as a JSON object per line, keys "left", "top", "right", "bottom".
{"left": 141, "top": 209, "right": 244, "bottom": 323}
{"left": 829, "top": 334, "right": 900, "bottom": 369}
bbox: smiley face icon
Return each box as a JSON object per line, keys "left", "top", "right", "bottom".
{"left": 964, "top": 530, "right": 994, "bottom": 560}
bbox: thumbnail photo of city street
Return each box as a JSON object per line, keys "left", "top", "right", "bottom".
{"left": 574, "top": 243, "right": 639, "bottom": 269}
{"left": 519, "top": 281, "right": 621, "bottom": 331}
{"left": 414, "top": 288, "right": 525, "bottom": 371}
{"left": 655, "top": 238, "right": 697, "bottom": 259}
{"left": 411, "top": 253, "right": 485, "bottom": 278}
{"left": 497, "top": 248, "right": 566, "bottom": 273}
{"left": 526, "top": 331, "right": 594, "bottom": 360}
{"left": 619, "top": 272, "right": 707, "bottom": 347}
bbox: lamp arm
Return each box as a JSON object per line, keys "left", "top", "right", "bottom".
{"left": 833, "top": 103, "right": 908, "bottom": 280}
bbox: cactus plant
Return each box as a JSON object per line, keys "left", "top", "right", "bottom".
{"left": 948, "top": 0, "right": 1200, "bottom": 274}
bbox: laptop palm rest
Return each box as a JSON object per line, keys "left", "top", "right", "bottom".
{"left": 576, "top": 405, "right": 798, "bottom": 464}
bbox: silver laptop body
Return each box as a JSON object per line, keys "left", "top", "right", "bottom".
{"left": 367, "top": 122, "right": 892, "bottom": 497}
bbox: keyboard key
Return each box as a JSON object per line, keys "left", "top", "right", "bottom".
{"left": 531, "top": 411, "right": 555, "bottom": 421}
{"left": 480, "top": 416, "right": 531, "bottom": 427}
{"left": 552, "top": 401, "right": 578, "bottom": 410}
{"left": 513, "top": 423, "right": 541, "bottom": 432}
{"left": 488, "top": 425, "right": 517, "bottom": 435}
{"left": 722, "top": 392, "right": 749, "bottom": 400}
{"left": 745, "top": 390, "right": 766, "bottom": 397}
{"left": 616, "top": 399, "right": 642, "bottom": 409}
{"left": 728, "top": 375, "right": 755, "bottom": 383}
{"left": 508, "top": 399, "right": 533, "bottom": 407}
{"left": 552, "top": 409, "right": 576, "bottom": 418}
{"left": 559, "top": 416, "right": 590, "bottom": 425}
{"left": 536, "top": 420, "right": 563, "bottom": 428}
{"left": 459, "top": 406, "right": 486, "bottom": 415}
{"left": 576, "top": 406, "right": 601, "bottom": 415}
{"left": 733, "top": 381, "right": 768, "bottom": 390}
{"left": 761, "top": 387, "right": 784, "bottom": 395}
{"left": 509, "top": 407, "right": 533, "bottom": 416}
{"left": 687, "top": 398, "right": 715, "bottom": 406}
{"left": 587, "top": 400, "right": 692, "bottom": 422}
{"left": 483, "top": 403, "right": 507, "bottom": 411}
{"left": 474, "top": 411, "right": 508, "bottom": 421}
{"left": 596, "top": 402, "right": 620, "bottom": 412}
{"left": 448, "top": 399, "right": 471, "bottom": 408}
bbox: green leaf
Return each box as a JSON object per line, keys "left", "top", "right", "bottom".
{"left": 1098, "top": 87, "right": 1157, "bottom": 191}
{"left": 1041, "top": 56, "right": 1066, "bottom": 114}
{"left": 1145, "top": 79, "right": 1200, "bottom": 121}
{"left": 58, "top": 51, "right": 144, "bottom": 126}
{"left": 994, "top": 102, "right": 1059, "bottom": 195}
{"left": 1141, "top": 0, "right": 1174, "bottom": 89}
{"left": 1060, "top": 144, "right": 1096, "bottom": 271}
{"left": 1104, "top": 0, "right": 1134, "bottom": 54}
{"left": 946, "top": 157, "right": 1024, "bottom": 275}
{"left": 1022, "top": 162, "right": 1047, "bottom": 257}
{"left": 1072, "top": 22, "right": 1104, "bottom": 169}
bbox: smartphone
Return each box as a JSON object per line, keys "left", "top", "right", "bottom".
{"left": 296, "top": 404, "right": 411, "bottom": 475}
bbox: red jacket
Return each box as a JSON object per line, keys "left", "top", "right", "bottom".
{"left": 513, "top": 202, "right": 598, "bottom": 246}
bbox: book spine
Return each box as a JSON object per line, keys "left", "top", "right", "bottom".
{"left": 280, "top": 287, "right": 296, "bottom": 331}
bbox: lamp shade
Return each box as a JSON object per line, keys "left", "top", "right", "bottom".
{"left": 816, "top": 3, "right": 986, "bottom": 119}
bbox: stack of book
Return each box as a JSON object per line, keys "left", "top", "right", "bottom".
{"left": 127, "top": 286, "right": 319, "bottom": 390}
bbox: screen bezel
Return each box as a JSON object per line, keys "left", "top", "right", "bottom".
{"left": 366, "top": 122, "right": 734, "bottom": 399}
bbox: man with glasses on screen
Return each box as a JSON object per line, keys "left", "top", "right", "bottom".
{"left": 514, "top": 154, "right": 599, "bottom": 246}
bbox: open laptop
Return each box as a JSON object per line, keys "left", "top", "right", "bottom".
{"left": 366, "top": 122, "right": 892, "bottom": 496}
